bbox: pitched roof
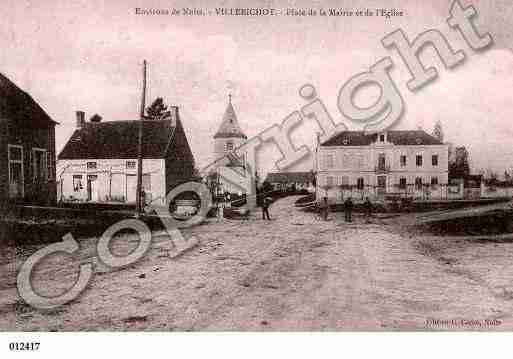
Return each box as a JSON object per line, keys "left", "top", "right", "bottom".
{"left": 58, "top": 120, "right": 175, "bottom": 160}
{"left": 265, "top": 171, "right": 315, "bottom": 184}
{"left": 225, "top": 151, "right": 244, "bottom": 168}
{"left": 321, "top": 130, "right": 444, "bottom": 147}
{"left": 0, "top": 72, "right": 58, "bottom": 128}
{"left": 214, "top": 99, "right": 247, "bottom": 139}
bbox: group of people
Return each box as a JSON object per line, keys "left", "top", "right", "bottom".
{"left": 320, "top": 196, "right": 373, "bottom": 223}
{"left": 218, "top": 193, "right": 374, "bottom": 223}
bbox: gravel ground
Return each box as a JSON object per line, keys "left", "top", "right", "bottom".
{"left": 1, "top": 196, "right": 513, "bottom": 331}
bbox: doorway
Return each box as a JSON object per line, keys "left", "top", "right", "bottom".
{"left": 87, "top": 175, "right": 98, "bottom": 202}
{"left": 126, "top": 174, "right": 137, "bottom": 203}
{"left": 377, "top": 176, "right": 387, "bottom": 196}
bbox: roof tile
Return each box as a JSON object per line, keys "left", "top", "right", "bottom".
{"left": 321, "top": 130, "right": 443, "bottom": 146}
{"left": 58, "top": 120, "right": 174, "bottom": 159}
{"left": 0, "top": 72, "right": 57, "bottom": 128}
{"left": 214, "top": 101, "right": 247, "bottom": 139}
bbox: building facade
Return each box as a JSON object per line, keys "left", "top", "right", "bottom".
{"left": 0, "top": 72, "right": 58, "bottom": 205}
{"left": 316, "top": 130, "right": 449, "bottom": 202}
{"left": 57, "top": 108, "right": 195, "bottom": 206}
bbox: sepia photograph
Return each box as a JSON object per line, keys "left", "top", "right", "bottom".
{"left": 1, "top": 0, "right": 513, "bottom": 356}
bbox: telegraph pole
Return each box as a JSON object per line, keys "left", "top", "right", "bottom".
{"left": 136, "top": 60, "right": 147, "bottom": 216}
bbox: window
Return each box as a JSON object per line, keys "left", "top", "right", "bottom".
{"left": 340, "top": 176, "right": 349, "bottom": 186}
{"left": 379, "top": 134, "right": 385, "bottom": 142}
{"left": 431, "top": 177, "right": 439, "bottom": 186}
{"left": 126, "top": 161, "right": 136, "bottom": 169}
{"left": 415, "top": 177, "right": 423, "bottom": 189}
{"left": 9, "top": 146, "right": 22, "bottom": 161}
{"left": 357, "top": 178, "right": 364, "bottom": 190}
{"left": 378, "top": 153, "right": 386, "bottom": 169}
{"left": 416, "top": 155, "right": 423, "bottom": 167}
{"left": 226, "top": 141, "right": 234, "bottom": 151}
{"left": 73, "top": 175, "right": 83, "bottom": 192}
{"left": 8, "top": 145, "right": 24, "bottom": 198}
{"left": 399, "top": 177, "right": 407, "bottom": 189}
{"left": 326, "top": 176, "right": 334, "bottom": 187}
{"left": 325, "top": 154, "right": 334, "bottom": 169}
{"left": 86, "top": 162, "right": 97, "bottom": 170}
{"left": 32, "top": 148, "right": 47, "bottom": 183}
{"left": 432, "top": 155, "right": 439, "bottom": 166}
{"left": 400, "top": 155, "right": 407, "bottom": 167}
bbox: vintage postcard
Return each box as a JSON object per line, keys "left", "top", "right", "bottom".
{"left": 1, "top": 0, "right": 513, "bottom": 355}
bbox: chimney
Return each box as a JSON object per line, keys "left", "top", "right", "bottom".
{"left": 76, "top": 111, "right": 85, "bottom": 128}
{"left": 170, "top": 106, "right": 179, "bottom": 126}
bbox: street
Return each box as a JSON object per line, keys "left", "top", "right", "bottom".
{"left": 2, "top": 196, "right": 513, "bottom": 331}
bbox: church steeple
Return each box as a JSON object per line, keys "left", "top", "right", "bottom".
{"left": 214, "top": 94, "right": 247, "bottom": 140}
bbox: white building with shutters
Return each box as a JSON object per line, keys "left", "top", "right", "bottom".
{"left": 57, "top": 108, "right": 196, "bottom": 205}
{"left": 316, "top": 130, "right": 449, "bottom": 202}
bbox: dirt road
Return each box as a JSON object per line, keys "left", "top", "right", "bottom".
{"left": 2, "top": 196, "right": 513, "bottom": 330}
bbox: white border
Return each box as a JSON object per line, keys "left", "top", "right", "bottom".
{"left": 0, "top": 332, "right": 509, "bottom": 359}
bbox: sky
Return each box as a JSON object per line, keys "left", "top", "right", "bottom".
{"left": 1, "top": 0, "right": 512, "bottom": 177}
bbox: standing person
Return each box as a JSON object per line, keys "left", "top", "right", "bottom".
{"left": 140, "top": 189, "right": 146, "bottom": 208}
{"left": 217, "top": 201, "right": 224, "bottom": 222}
{"left": 364, "top": 197, "right": 373, "bottom": 223}
{"left": 344, "top": 197, "right": 354, "bottom": 222}
{"left": 262, "top": 196, "right": 271, "bottom": 220}
{"left": 321, "top": 196, "right": 329, "bottom": 221}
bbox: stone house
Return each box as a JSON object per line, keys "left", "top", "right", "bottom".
{"left": 57, "top": 107, "right": 195, "bottom": 205}
{"left": 0, "top": 72, "right": 58, "bottom": 205}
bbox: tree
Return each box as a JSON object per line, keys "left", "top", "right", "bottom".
{"left": 89, "top": 114, "right": 102, "bottom": 122}
{"left": 145, "top": 97, "right": 171, "bottom": 120}
{"left": 432, "top": 120, "right": 444, "bottom": 143}
{"left": 449, "top": 146, "right": 470, "bottom": 179}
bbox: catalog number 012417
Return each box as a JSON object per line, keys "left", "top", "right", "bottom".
{"left": 9, "top": 342, "right": 40, "bottom": 351}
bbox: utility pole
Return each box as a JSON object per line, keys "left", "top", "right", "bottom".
{"left": 136, "top": 60, "right": 147, "bottom": 216}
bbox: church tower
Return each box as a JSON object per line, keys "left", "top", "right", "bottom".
{"left": 213, "top": 94, "right": 247, "bottom": 160}
{"left": 211, "top": 95, "right": 256, "bottom": 209}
